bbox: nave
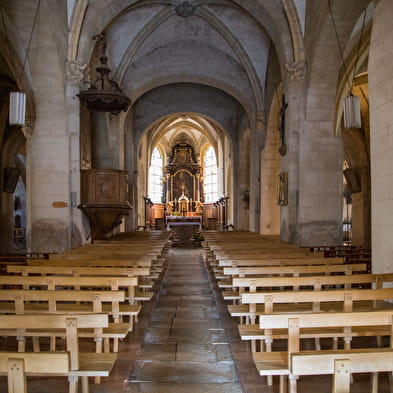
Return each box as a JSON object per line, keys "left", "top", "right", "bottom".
{"left": 0, "top": 231, "right": 390, "bottom": 393}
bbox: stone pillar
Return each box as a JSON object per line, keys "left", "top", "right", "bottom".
{"left": 27, "top": 21, "right": 71, "bottom": 252}
{"left": 249, "top": 112, "right": 264, "bottom": 233}
{"left": 369, "top": 0, "right": 393, "bottom": 273}
{"left": 260, "top": 105, "right": 281, "bottom": 235}
{"left": 236, "top": 118, "right": 250, "bottom": 230}
{"left": 282, "top": 61, "right": 343, "bottom": 246}
{"left": 280, "top": 73, "right": 302, "bottom": 244}
{"left": 23, "top": 122, "right": 33, "bottom": 251}
{"left": 350, "top": 166, "right": 371, "bottom": 248}
{"left": 65, "top": 60, "right": 88, "bottom": 247}
{"left": 196, "top": 173, "right": 200, "bottom": 201}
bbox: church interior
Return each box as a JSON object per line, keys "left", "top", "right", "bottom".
{"left": 0, "top": 0, "right": 392, "bottom": 392}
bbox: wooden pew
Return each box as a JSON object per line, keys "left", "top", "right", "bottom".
{"left": 27, "top": 257, "right": 164, "bottom": 279}
{"left": 217, "top": 256, "right": 344, "bottom": 267}
{"left": 237, "top": 286, "right": 393, "bottom": 377}
{"left": 0, "top": 313, "right": 117, "bottom": 393}
{"left": 0, "top": 289, "right": 139, "bottom": 351}
{"left": 0, "top": 352, "right": 69, "bottom": 393}
{"left": 210, "top": 251, "right": 325, "bottom": 266}
{"left": 230, "top": 271, "right": 387, "bottom": 301}
{"left": 0, "top": 274, "right": 146, "bottom": 303}
{"left": 235, "top": 273, "right": 393, "bottom": 350}
{"left": 7, "top": 265, "right": 155, "bottom": 291}
{"left": 219, "top": 263, "right": 368, "bottom": 295}
{"left": 254, "top": 310, "right": 393, "bottom": 393}
{"left": 0, "top": 275, "right": 145, "bottom": 348}
{"left": 238, "top": 287, "right": 393, "bottom": 323}
{"left": 210, "top": 254, "right": 338, "bottom": 278}
{"left": 291, "top": 349, "right": 393, "bottom": 393}
{"left": 28, "top": 258, "right": 152, "bottom": 268}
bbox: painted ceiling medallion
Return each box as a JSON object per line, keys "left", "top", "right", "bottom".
{"left": 175, "top": 1, "right": 196, "bottom": 17}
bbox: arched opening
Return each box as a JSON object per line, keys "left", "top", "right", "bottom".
{"left": 336, "top": 5, "right": 373, "bottom": 248}
{"left": 134, "top": 112, "right": 234, "bottom": 231}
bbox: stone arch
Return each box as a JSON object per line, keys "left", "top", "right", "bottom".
{"left": 132, "top": 110, "right": 233, "bottom": 229}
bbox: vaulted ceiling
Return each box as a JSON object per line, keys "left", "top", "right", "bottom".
{"left": 73, "top": 0, "right": 302, "bottom": 120}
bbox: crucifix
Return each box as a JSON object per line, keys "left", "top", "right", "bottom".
{"left": 278, "top": 95, "right": 288, "bottom": 156}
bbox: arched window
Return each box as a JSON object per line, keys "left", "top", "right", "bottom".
{"left": 203, "top": 146, "right": 218, "bottom": 202}
{"left": 148, "top": 147, "right": 163, "bottom": 203}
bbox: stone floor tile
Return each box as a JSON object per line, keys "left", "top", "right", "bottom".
{"left": 175, "top": 306, "right": 206, "bottom": 320}
{"left": 176, "top": 343, "right": 217, "bottom": 362}
{"left": 169, "top": 327, "right": 227, "bottom": 344}
{"left": 135, "top": 362, "right": 239, "bottom": 383}
{"left": 143, "top": 327, "right": 172, "bottom": 343}
{"left": 125, "top": 382, "right": 244, "bottom": 393}
{"left": 139, "top": 343, "right": 177, "bottom": 361}
{"left": 216, "top": 343, "right": 234, "bottom": 362}
{"left": 171, "top": 319, "right": 223, "bottom": 329}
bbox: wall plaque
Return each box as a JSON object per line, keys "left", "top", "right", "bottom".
{"left": 52, "top": 201, "right": 68, "bottom": 208}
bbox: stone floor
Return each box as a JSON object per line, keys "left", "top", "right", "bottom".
{"left": 0, "top": 246, "right": 391, "bottom": 392}
{"left": 126, "top": 246, "right": 243, "bottom": 393}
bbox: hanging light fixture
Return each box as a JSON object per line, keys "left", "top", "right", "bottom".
{"left": 343, "top": 95, "right": 361, "bottom": 128}
{"left": 77, "top": 33, "right": 131, "bottom": 114}
{"left": 1, "top": 1, "right": 41, "bottom": 126}
{"left": 329, "top": 0, "right": 366, "bottom": 129}
{"left": 9, "top": 92, "right": 26, "bottom": 126}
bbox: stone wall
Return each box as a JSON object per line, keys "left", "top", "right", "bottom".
{"left": 369, "top": 0, "right": 393, "bottom": 273}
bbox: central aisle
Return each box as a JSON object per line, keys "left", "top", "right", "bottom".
{"left": 127, "top": 247, "right": 243, "bottom": 393}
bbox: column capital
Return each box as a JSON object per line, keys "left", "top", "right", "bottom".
{"left": 65, "top": 60, "right": 87, "bottom": 83}
{"left": 285, "top": 61, "right": 307, "bottom": 82}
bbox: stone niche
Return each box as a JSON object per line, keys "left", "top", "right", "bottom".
{"left": 79, "top": 169, "right": 131, "bottom": 240}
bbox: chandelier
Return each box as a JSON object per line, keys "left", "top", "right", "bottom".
{"left": 77, "top": 33, "right": 131, "bottom": 114}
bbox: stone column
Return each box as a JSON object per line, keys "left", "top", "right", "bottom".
{"left": 65, "top": 60, "right": 88, "bottom": 247}
{"left": 280, "top": 67, "right": 302, "bottom": 244}
{"left": 281, "top": 61, "right": 343, "bottom": 246}
{"left": 166, "top": 174, "right": 171, "bottom": 202}
{"left": 369, "top": 0, "right": 393, "bottom": 273}
{"left": 27, "top": 20, "right": 71, "bottom": 252}
{"left": 196, "top": 173, "right": 200, "bottom": 201}
{"left": 249, "top": 112, "right": 265, "bottom": 232}
{"left": 23, "top": 122, "right": 33, "bottom": 251}
{"left": 350, "top": 166, "right": 371, "bottom": 247}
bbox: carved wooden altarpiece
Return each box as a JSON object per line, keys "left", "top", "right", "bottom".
{"left": 164, "top": 143, "right": 202, "bottom": 207}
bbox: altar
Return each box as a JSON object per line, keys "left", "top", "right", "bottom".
{"left": 165, "top": 215, "right": 202, "bottom": 231}
{"left": 162, "top": 141, "right": 204, "bottom": 243}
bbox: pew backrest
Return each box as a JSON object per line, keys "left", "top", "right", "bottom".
{"left": 8, "top": 265, "right": 150, "bottom": 277}
{"left": 224, "top": 263, "right": 367, "bottom": 277}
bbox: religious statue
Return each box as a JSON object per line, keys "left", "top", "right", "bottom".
{"left": 178, "top": 186, "right": 189, "bottom": 214}
{"left": 195, "top": 200, "right": 203, "bottom": 215}
{"left": 165, "top": 201, "right": 173, "bottom": 215}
